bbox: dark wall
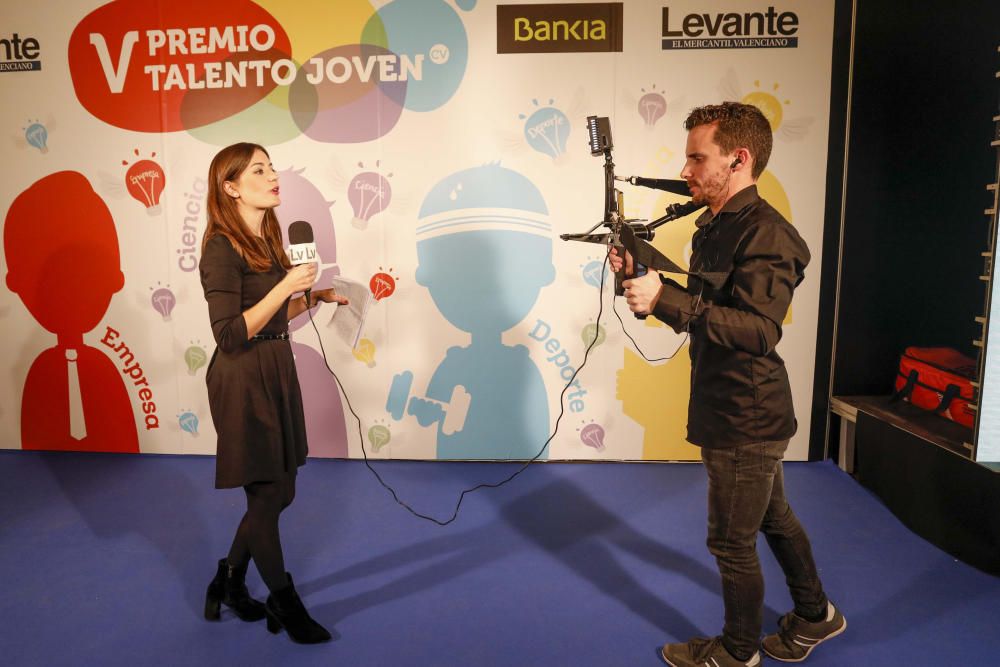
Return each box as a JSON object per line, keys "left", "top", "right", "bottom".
{"left": 809, "top": 0, "right": 855, "bottom": 458}
{"left": 831, "top": 0, "right": 1000, "bottom": 397}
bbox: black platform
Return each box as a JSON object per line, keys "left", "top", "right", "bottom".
{"left": 836, "top": 396, "right": 1000, "bottom": 575}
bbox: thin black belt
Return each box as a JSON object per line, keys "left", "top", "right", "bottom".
{"left": 251, "top": 332, "right": 289, "bottom": 341}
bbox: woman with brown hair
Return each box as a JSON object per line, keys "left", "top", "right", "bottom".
{"left": 199, "top": 142, "right": 347, "bottom": 644}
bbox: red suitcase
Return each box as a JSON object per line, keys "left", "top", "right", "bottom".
{"left": 892, "top": 346, "right": 977, "bottom": 428}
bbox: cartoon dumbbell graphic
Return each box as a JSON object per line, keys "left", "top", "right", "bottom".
{"left": 386, "top": 371, "right": 471, "bottom": 435}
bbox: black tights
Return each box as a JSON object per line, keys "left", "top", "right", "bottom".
{"left": 226, "top": 472, "right": 296, "bottom": 592}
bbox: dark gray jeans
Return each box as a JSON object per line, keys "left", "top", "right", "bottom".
{"left": 701, "top": 440, "right": 828, "bottom": 660}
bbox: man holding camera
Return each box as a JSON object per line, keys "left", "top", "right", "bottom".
{"left": 612, "top": 102, "right": 844, "bottom": 667}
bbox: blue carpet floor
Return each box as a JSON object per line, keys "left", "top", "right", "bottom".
{"left": 1, "top": 451, "right": 998, "bottom": 666}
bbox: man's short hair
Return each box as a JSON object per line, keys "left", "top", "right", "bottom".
{"left": 684, "top": 102, "right": 773, "bottom": 179}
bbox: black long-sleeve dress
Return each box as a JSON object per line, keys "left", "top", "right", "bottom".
{"left": 199, "top": 234, "right": 308, "bottom": 488}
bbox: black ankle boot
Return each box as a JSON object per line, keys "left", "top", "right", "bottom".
{"left": 204, "top": 558, "right": 266, "bottom": 622}
{"left": 265, "top": 574, "right": 331, "bottom": 644}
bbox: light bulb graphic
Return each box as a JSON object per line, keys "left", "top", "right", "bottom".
{"left": 582, "top": 260, "right": 605, "bottom": 288}
{"left": 348, "top": 162, "right": 392, "bottom": 229}
{"left": 370, "top": 271, "right": 397, "bottom": 302}
{"left": 123, "top": 149, "right": 166, "bottom": 215}
{"left": 520, "top": 99, "right": 571, "bottom": 162}
{"left": 581, "top": 323, "right": 606, "bottom": 348}
{"left": 721, "top": 72, "right": 810, "bottom": 141}
{"left": 184, "top": 345, "right": 207, "bottom": 375}
{"left": 638, "top": 86, "right": 667, "bottom": 128}
{"left": 367, "top": 424, "right": 391, "bottom": 452}
{"left": 24, "top": 121, "right": 48, "bottom": 153}
{"left": 151, "top": 285, "right": 176, "bottom": 321}
{"left": 742, "top": 84, "right": 786, "bottom": 132}
{"left": 178, "top": 411, "right": 199, "bottom": 437}
{"left": 579, "top": 423, "right": 606, "bottom": 452}
{"left": 352, "top": 338, "right": 376, "bottom": 367}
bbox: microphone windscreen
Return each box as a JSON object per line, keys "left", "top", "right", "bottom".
{"left": 658, "top": 179, "right": 691, "bottom": 196}
{"left": 287, "top": 220, "right": 314, "bottom": 245}
{"left": 635, "top": 178, "right": 691, "bottom": 196}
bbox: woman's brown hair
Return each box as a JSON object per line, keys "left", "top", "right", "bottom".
{"left": 201, "top": 142, "right": 291, "bottom": 272}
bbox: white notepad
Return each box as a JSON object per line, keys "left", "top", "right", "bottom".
{"left": 325, "top": 276, "right": 372, "bottom": 349}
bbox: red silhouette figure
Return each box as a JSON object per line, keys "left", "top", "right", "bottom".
{"left": 4, "top": 171, "right": 139, "bottom": 452}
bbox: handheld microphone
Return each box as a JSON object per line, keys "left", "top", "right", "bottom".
{"left": 287, "top": 220, "right": 317, "bottom": 305}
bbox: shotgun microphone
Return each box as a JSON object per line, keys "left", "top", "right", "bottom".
{"left": 617, "top": 176, "right": 692, "bottom": 197}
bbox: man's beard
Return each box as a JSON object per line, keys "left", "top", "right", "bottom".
{"left": 691, "top": 174, "right": 726, "bottom": 208}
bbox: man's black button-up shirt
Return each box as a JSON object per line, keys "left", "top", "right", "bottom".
{"left": 652, "top": 185, "right": 810, "bottom": 449}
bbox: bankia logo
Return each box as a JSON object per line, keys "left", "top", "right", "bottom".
{"left": 661, "top": 6, "right": 799, "bottom": 50}
{"left": 1, "top": 33, "right": 42, "bottom": 72}
{"left": 498, "top": 3, "right": 623, "bottom": 54}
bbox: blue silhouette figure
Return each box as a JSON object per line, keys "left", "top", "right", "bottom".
{"left": 386, "top": 163, "right": 555, "bottom": 459}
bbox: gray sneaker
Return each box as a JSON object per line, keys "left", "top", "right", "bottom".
{"left": 761, "top": 600, "right": 846, "bottom": 662}
{"left": 661, "top": 636, "right": 761, "bottom": 667}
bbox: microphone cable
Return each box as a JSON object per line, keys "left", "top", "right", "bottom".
{"left": 304, "top": 246, "right": 677, "bottom": 525}
{"left": 612, "top": 300, "right": 688, "bottom": 364}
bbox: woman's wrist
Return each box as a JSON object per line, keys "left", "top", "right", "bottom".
{"left": 277, "top": 278, "right": 295, "bottom": 301}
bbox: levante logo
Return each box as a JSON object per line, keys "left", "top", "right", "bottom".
{"left": 497, "top": 2, "right": 623, "bottom": 54}
{"left": 661, "top": 6, "right": 799, "bottom": 50}
{"left": 0, "top": 33, "right": 42, "bottom": 72}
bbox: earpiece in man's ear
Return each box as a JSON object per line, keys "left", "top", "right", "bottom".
{"left": 729, "top": 156, "right": 743, "bottom": 170}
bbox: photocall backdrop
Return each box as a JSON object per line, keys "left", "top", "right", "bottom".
{"left": 0, "top": 0, "right": 835, "bottom": 462}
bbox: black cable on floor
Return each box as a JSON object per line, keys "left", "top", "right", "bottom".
{"left": 305, "top": 248, "right": 680, "bottom": 525}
